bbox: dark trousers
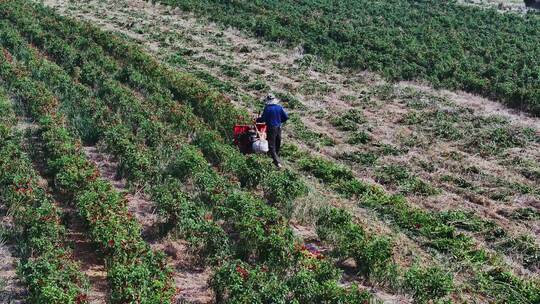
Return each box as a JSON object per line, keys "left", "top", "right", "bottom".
{"left": 267, "top": 126, "right": 282, "bottom": 166}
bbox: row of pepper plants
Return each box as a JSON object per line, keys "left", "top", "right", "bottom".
{"left": 281, "top": 145, "right": 540, "bottom": 303}
{"left": 157, "top": 0, "right": 540, "bottom": 115}
{"left": 0, "top": 3, "right": 386, "bottom": 302}
{"left": 39, "top": 3, "right": 540, "bottom": 302}
{"left": 0, "top": 87, "right": 89, "bottom": 303}
{"left": 0, "top": 44, "right": 176, "bottom": 303}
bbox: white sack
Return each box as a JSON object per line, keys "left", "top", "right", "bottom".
{"left": 252, "top": 139, "right": 269, "bottom": 153}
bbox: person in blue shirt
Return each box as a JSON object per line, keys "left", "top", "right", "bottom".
{"left": 257, "top": 93, "right": 289, "bottom": 168}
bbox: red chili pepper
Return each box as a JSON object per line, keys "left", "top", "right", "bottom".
{"left": 236, "top": 265, "right": 249, "bottom": 280}
{"left": 3, "top": 49, "right": 13, "bottom": 63}
{"left": 75, "top": 293, "right": 88, "bottom": 304}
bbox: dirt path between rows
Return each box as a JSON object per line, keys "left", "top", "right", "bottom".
{"left": 63, "top": 207, "right": 109, "bottom": 304}
{"left": 83, "top": 146, "right": 160, "bottom": 241}
{"left": 21, "top": 120, "right": 109, "bottom": 304}
{"left": 0, "top": 117, "right": 28, "bottom": 304}
{"left": 0, "top": 211, "right": 26, "bottom": 304}
{"left": 82, "top": 145, "right": 215, "bottom": 304}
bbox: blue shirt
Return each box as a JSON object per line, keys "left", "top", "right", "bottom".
{"left": 258, "top": 104, "right": 289, "bottom": 127}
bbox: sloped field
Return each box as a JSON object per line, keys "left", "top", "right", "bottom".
{"left": 0, "top": 0, "right": 539, "bottom": 303}
{"left": 156, "top": 0, "right": 540, "bottom": 115}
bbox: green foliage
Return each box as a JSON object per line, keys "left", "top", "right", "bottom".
{"left": 294, "top": 54, "right": 326, "bottom": 71}
{"left": 376, "top": 165, "right": 438, "bottom": 196}
{"left": 378, "top": 144, "right": 407, "bottom": 156}
{"left": 288, "top": 261, "right": 373, "bottom": 303}
{"left": 287, "top": 147, "right": 374, "bottom": 197}
{"left": 337, "top": 151, "right": 378, "bottom": 166}
{"left": 438, "top": 210, "right": 495, "bottom": 233}
{"left": 468, "top": 125, "right": 539, "bottom": 155}
{"left": 476, "top": 268, "right": 540, "bottom": 304}
{"left": 289, "top": 114, "right": 335, "bottom": 148}
{"left": 246, "top": 78, "right": 269, "bottom": 91}
{"left": 404, "top": 107, "right": 539, "bottom": 155}
{"left": 346, "top": 130, "right": 371, "bottom": 145}
{"left": 262, "top": 169, "right": 308, "bottom": 217}
{"left": 237, "top": 155, "right": 274, "bottom": 188}
{"left": 297, "top": 154, "right": 375, "bottom": 199}
{"left": 166, "top": 53, "right": 188, "bottom": 67}
{"left": 404, "top": 266, "right": 454, "bottom": 304}
{"left": 151, "top": 178, "right": 231, "bottom": 261}
{"left": 497, "top": 235, "right": 540, "bottom": 270}
{"left": 168, "top": 145, "right": 209, "bottom": 180}
{"left": 298, "top": 157, "right": 354, "bottom": 182}
{"left": 332, "top": 179, "right": 371, "bottom": 198}
{"left": 509, "top": 208, "right": 540, "bottom": 221}
{"left": 212, "top": 260, "right": 374, "bottom": 304}
{"left": 212, "top": 261, "right": 290, "bottom": 303}
{"left": 220, "top": 64, "right": 241, "bottom": 78}
{"left": 160, "top": 0, "right": 540, "bottom": 115}
{"left": 317, "top": 207, "right": 392, "bottom": 276}
{"left": 218, "top": 191, "right": 296, "bottom": 268}
{"left": 440, "top": 174, "right": 476, "bottom": 190}
{"left": 361, "top": 191, "right": 487, "bottom": 262}
{"left": 275, "top": 92, "right": 305, "bottom": 110}
{"left": 0, "top": 92, "right": 89, "bottom": 303}
{"left": 330, "top": 109, "right": 365, "bottom": 131}
{"left": 194, "top": 69, "right": 235, "bottom": 93}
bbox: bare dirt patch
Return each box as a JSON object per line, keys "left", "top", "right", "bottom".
{"left": 64, "top": 207, "right": 109, "bottom": 304}
{"left": 153, "top": 240, "right": 214, "bottom": 304}
{"left": 0, "top": 212, "right": 27, "bottom": 304}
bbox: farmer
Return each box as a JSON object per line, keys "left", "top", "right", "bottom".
{"left": 257, "top": 93, "right": 289, "bottom": 168}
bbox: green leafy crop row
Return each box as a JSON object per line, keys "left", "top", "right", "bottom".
{"left": 0, "top": 89, "right": 89, "bottom": 303}
{"left": 0, "top": 46, "right": 175, "bottom": 303}
{"left": 281, "top": 144, "right": 540, "bottom": 302}
{"left": 159, "top": 0, "right": 540, "bottom": 115}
